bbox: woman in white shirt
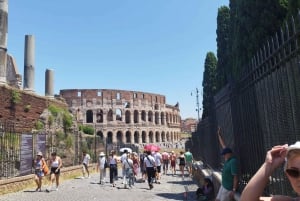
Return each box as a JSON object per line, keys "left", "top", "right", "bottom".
{"left": 47, "top": 152, "right": 62, "bottom": 191}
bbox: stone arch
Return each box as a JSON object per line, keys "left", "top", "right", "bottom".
{"left": 155, "top": 131, "right": 160, "bottom": 142}
{"left": 149, "top": 131, "right": 154, "bottom": 143}
{"left": 107, "top": 109, "right": 113, "bottom": 122}
{"left": 166, "top": 132, "right": 170, "bottom": 142}
{"left": 134, "top": 110, "right": 139, "bottom": 123}
{"left": 125, "top": 110, "right": 131, "bottom": 124}
{"left": 141, "top": 110, "right": 146, "bottom": 122}
{"left": 160, "top": 112, "right": 165, "bottom": 125}
{"left": 96, "top": 131, "right": 104, "bottom": 142}
{"left": 148, "top": 111, "right": 153, "bottom": 122}
{"left": 142, "top": 131, "right": 146, "bottom": 143}
{"left": 116, "top": 131, "right": 123, "bottom": 144}
{"left": 116, "top": 108, "right": 122, "bottom": 121}
{"left": 107, "top": 131, "right": 113, "bottom": 144}
{"left": 155, "top": 112, "right": 159, "bottom": 125}
{"left": 161, "top": 131, "right": 166, "bottom": 142}
{"left": 86, "top": 110, "right": 93, "bottom": 123}
{"left": 125, "top": 131, "right": 131, "bottom": 143}
{"left": 134, "top": 131, "right": 139, "bottom": 143}
{"left": 96, "top": 109, "right": 103, "bottom": 123}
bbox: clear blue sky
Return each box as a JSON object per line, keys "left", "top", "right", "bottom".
{"left": 8, "top": 0, "right": 228, "bottom": 120}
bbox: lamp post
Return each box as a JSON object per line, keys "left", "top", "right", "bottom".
{"left": 94, "top": 123, "right": 97, "bottom": 163}
{"left": 191, "top": 88, "right": 201, "bottom": 121}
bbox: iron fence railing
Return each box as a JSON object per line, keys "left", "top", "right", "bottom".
{"left": 193, "top": 14, "right": 300, "bottom": 196}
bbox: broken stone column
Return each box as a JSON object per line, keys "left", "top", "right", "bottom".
{"left": 0, "top": 0, "right": 8, "bottom": 85}
{"left": 45, "top": 69, "right": 54, "bottom": 98}
{"left": 23, "top": 35, "right": 35, "bottom": 92}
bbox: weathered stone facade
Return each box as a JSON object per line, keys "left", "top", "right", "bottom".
{"left": 60, "top": 89, "right": 181, "bottom": 145}
{"left": 0, "top": 85, "right": 67, "bottom": 133}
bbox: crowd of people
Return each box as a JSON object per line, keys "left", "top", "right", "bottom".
{"left": 32, "top": 148, "right": 194, "bottom": 192}
{"left": 32, "top": 126, "right": 300, "bottom": 201}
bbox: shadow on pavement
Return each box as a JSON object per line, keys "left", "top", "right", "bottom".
{"left": 156, "top": 192, "right": 185, "bottom": 200}
{"left": 167, "top": 180, "right": 195, "bottom": 185}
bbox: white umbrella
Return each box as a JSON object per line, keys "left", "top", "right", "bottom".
{"left": 120, "top": 147, "right": 132, "bottom": 153}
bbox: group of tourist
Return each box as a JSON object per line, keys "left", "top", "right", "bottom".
{"left": 33, "top": 151, "right": 62, "bottom": 192}
{"left": 93, "top": 148, "right": 194, "bottom": 190}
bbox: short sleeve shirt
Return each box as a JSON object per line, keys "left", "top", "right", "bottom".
{"left": 83, "top": 154, "right": 91, "bottom": 164}
{"left": 222, "top": 156, "right": 238, "bottom": 190}
{"left": 184, "top": 152, "right": 193, "bottom": 162}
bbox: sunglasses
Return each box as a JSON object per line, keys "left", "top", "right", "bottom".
{"left": 285, "top": 168, "right": 300, "bottom": 178}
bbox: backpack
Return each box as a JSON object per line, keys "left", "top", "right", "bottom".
{"left": 42, "top": 159, "right": 49, "bottom": 175}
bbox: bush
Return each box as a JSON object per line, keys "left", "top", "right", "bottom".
{"left": 35, "top": 120, "right": 44, "bottom": 130}
{"left": 48, "top": 105, "right": 60, "bottom": 117}
{"left": 11, "top": 90, "right": 21, "bottom": 104}
{"left": 82, "top": 125, "right": 94, "bottom": 135}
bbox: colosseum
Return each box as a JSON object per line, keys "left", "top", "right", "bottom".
{"left": 60, "top": 89, "right": 182, "bottom": 150}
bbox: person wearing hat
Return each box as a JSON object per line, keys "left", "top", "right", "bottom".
{"left": 97, "top": 152, "right": 107, "bottom": 184}
{"left": 216, "top": 127, "right": 238, "bottom": 201}
{"left": 241, "top": 142, "right": 300, "bottom": 201}
{"left": 33, "top": 151, "right": 46, "bottom": 191}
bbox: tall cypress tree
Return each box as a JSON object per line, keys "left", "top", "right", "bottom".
{"left": 202, "top": 52, "right": 217, "bottom": 119}
{"left": 216, "top": 6, "right": 231, "bottom": 91}
{"left": 229, "top": 0, "right": 288, "bottom": 79}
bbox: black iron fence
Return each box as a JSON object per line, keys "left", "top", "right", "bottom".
{"left": 193, "top": 14, "right": 300, "bottom": 196}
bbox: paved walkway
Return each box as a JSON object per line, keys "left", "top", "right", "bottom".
{"left": 0, "top": 170, "right": 199, "bottom": 201}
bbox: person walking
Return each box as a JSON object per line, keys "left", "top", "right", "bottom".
{"left": 97, "top": 152, "right": 106, "bottom": 184}
{"left": 153, "top": 150, "right": 162, "bottom": 183}
{"left": 161, "top": 150, "right": 170, "bottom": 175}
{"left": 122, "top": 153, "right": 134, "bottom": 188}
{"left": 33, "top": 151, "right": 46, "bottom": 192}
{"left": 46, "top": 152, "right": 62, "bottom": 192}
{"left": 170, "top": 151, "right": 177, "bottom": 175}
{"left": 139, "top": 151, "right": 147, "bottom": 182}
{"left": 82, "top": 151, "right": 91, "bottom": 178}
{"left": 144, "top": 150, "right": 156, "bottom": 190}
{"left": 184, "top": 149, "right": 193, "bottom": 176}
{"left": 215, "top": 127, "right": 238, "bottom": 201}
{"left": 108, "top": 150, "right": 118, "bottom": 187}
{"left": 178, "top": 151, "right": 186, "bottom": 179}
{"left": 120, "top": 149, "right": 128, "bottom": 183}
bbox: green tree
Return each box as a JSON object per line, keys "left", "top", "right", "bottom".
{"left": 216, "top": 6, "right": 231, "bottom": 91}
{"left": 202, "top": 52, "right": 217, "bottom": 119}
{"left": 228, "top": 0, "right": 288, "bottom": 79}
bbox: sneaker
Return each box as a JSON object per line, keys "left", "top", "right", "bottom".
{"left": 149, "top": 184, "right": 154, "bottom": 190}
{"left": 56, "top": 187, "right": 59, "bottom": 191}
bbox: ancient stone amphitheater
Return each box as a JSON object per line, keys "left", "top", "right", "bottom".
{"left": 60, "top": 89, "right": 181, "bottom": 148}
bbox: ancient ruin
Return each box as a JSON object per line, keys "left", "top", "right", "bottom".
{"left": 60, "top": 89, "right": 181, "bottom": 145}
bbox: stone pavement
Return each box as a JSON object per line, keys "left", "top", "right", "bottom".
{"left": 0, "top": 170, "right": 199, "bottom": 201}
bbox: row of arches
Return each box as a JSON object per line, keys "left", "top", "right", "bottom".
{"left": 83, "top": 109, "right": 180, "bottom": 125}
{"left": 95, "top": 130, "right": 180, "bottom": 144}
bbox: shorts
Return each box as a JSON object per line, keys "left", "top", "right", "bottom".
{"left": 216, "top": 185, "right": 232, "bottom": 201}
{"left": 186, "top": 161, "right": 192, "bottom": 167}
{"left": 156, "top": 166, "right": 161, "bottom": 173}
{"left": 35, "top": 169, "right": 44, "bottom": 177}
{"left": 50, "top": 167, "right": 60, "bottom": 175}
